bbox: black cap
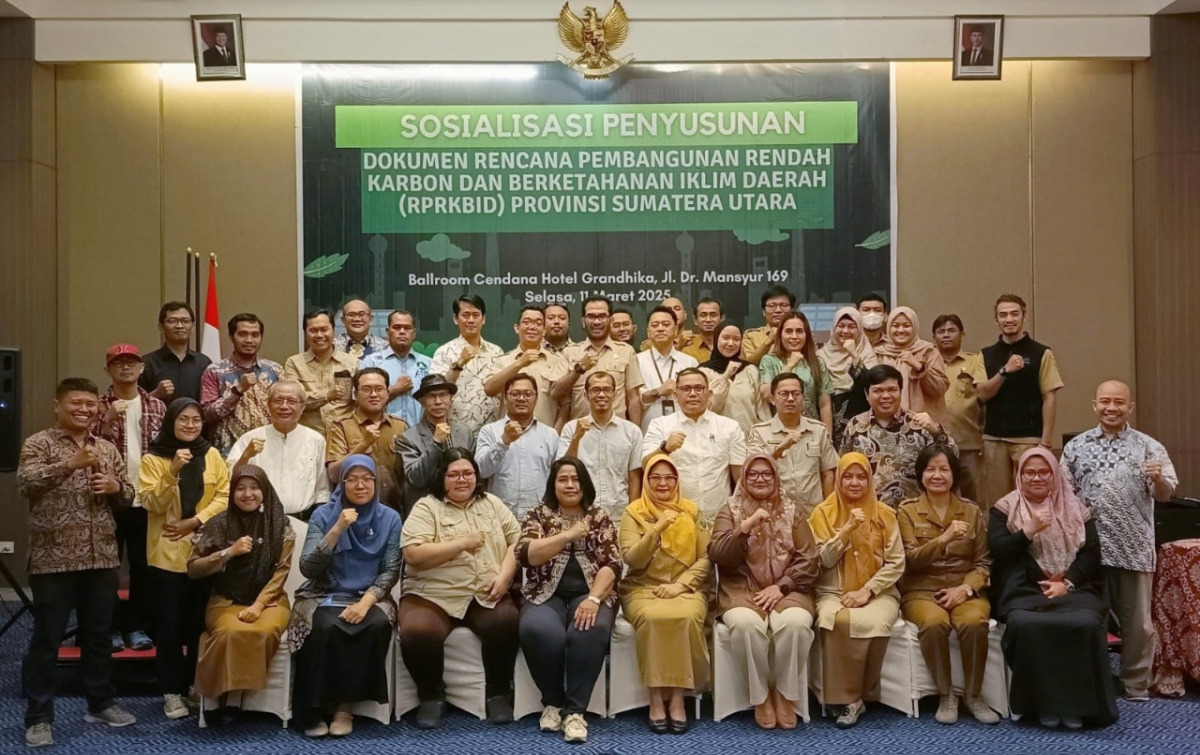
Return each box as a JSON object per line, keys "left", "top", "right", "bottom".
{"left": 413, "top": 373, "right": 459, "bottom": 400}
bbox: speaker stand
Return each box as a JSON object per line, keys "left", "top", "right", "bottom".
{"left": 0, "top": 556, "right": 34, "bottom": 641}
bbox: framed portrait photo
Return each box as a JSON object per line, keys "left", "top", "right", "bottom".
{"left": 191, "top": 14, "right": 245, "bottom": 81}
{"left": 953, "top": 15, "right": 1004, "bottom": 80}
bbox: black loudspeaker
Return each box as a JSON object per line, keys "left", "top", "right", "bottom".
{"left": 0, "top": 348, "right": 20, "bottom": 473}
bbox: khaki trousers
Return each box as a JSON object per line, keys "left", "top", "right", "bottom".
{"left": 958, "top": 449, "right": 985, "bottom": 505}
{"left": 1106, "top": 567, "right": 1156, "bottom": 696}
{"left": 723, "top": 606, "right": 815, "bottom": 706}
{"left": 902, "top": 596, "right": 991, "bottom": 698}
{"left": 982, "top": 439, "right": 1038, "bottom": 510}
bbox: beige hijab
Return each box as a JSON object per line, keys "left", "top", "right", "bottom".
{"left": 874, "top": 307, "right": 946, "bottom": 417}
{"left": 818, "top": 307, "right": 878, "bottom": 393}
{"left": 995, "top": 448, "right": 1090, "bottom": 579}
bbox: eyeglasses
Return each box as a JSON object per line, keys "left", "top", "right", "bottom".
{"left": 774, "top": 390, "right": 802, "bottom": 400}
{"left": 270, "top": 397, "right": 302, "bottom": 407}
{"left": 764, "top": 303, "right": 791, "bottom": 311}
{"left": 677, "top": 385, "right": 706, "bottom": 394}
{"left": 164, "top": 318, "right": 193, "bottom": 327}
{"left": 343, "top": 312, "right": 371, "bottom": 320}
{"left": 745, "top": 471, "right": 776, "bottom": 481}
{"left": 648, "top": 474, "right": 678, "bottom": 484}
{"left": 357, "top": 386, "right": 388, "bottom": 395}
{"left": 176, "top": 417, "right": 203, "bottom": 427}
{"left": 446, "top": 471, "right": 476, "bottom": 480}
{"left": 587, "top": 387, "right": 615, "bottom": 396}
{"left": 345, "top": 474, "right": 376, "bottom": 486}
{"left": 518, "top": 319, "right": 543, "bottom": 327}
{"left": 507, "top": 391, "right": 536, "bottom": 400}
{"left": 1020, "top": 469, "right": 1054, "bottom": 480}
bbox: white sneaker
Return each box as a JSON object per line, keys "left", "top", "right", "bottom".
{"left": 964, "top": 695, "right": 1000, "bottom": 724}
{"left": 935, "top": 694, "right": 959, "bottom": 724}
{"left": 562, "top": 713, "right": 588, "bottom": 744}
{"left": 163, "top": 694, "right": 188, "bottom": 720}
{"left": 539, "top": 705, "right": 563, "bottom": 732}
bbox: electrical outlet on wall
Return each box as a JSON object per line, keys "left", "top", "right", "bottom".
{"left": 0, "top": 542, "right": 14, "bottom": 554}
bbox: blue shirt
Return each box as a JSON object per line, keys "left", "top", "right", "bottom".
{"left": 361, "top": 348, "right": 431, "bottom": 427}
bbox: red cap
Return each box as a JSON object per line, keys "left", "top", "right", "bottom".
{"left": 105, "top": 344, "right": 142, "bottom": 365}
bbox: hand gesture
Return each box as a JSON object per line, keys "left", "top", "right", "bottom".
{"left": 103, "top": 400, "right": 128, "bottom": 424}
{"left": 752, "top": 585, "right": 784, "bottom": 613}
{"left": 456, "top": 346, "right": 478, "bottom": 369}
{"left": 460, "top": 530, "right": 487, "bottom": 552}
{"left": 357, "top": 425, "right": 381, "bottom": 452}
{"left": 1004, "top": 354, "right": 1025, "bottom": 374}
{"left": 902, "top": 354, "right": 924, "bottom": 372}
{"left": 244, "top": 438, "right": 266, "bottom": 459}
{"left": 1022, "top": 511, "right": 1051, "bottom": 539}
{"left": 653, "top": 583, "right": 687, "bottom": 599}
{"left": 654, "top": 510, "right": 679, "bottom": 533}
{"left": 228, "top": 535, "right": 253, "bottom": 557}
{"left": 910, "top": 411, "right": 939, "bottom": 432}
{"left": 433, "top": 422, "right": 452, "bottom": 444}
{"left": 517, "top": 349, "right": 540, "bottom": 368}
{"left": 339, "top": 600, "right": 369, "bottom": 625}
{"left": 940, "top": 520, "right": 970, "bottom": 543}
{"left": 778, "top": 430, "right": 803, "bottom": 453}
{"left": 841, "top": 587, "right": 872, "bottom": 608}
{"left": 237, "top": 602, "right": 264, "bottom": 623}
{"left": 576, "top": 416, "right": 594, "bottom": 435}
{"left": 573, "top": 599, "right": 601, "bottom": 631}
{"left": 392, "top": 375, "right": 414, "bottom": 395}
{"left": 69, "top": 445, "right": 101, "bottom": 471}
{"left": 501, "top": 420, "right": 525, "bottom": 446}
{"left": 784, "top": 352, "right": 803, "bottom": 370}
{"left": 578, "top": 353, "right": 598, "bottom": 373}
{"left": 154, "top": 379, "right": 175, "bottom": 399}
{"left": 169, "top": 448, "right": 193, "bottom": 476}
{"left": 163, "top": 517, "right": 200, "bottom": 542}
{"left": 740, "top": 508, "right": 770, "bottom": 535}
{"left": 664, "top": 431, "right": 686, "bottom": 454}
{"left": 237, "top": 372, "right": 258, "bottom": 394}
{"left": 841, "top": 338, "right": 858, "bottom": 354}
{"left": 723, "top": 361, "right": 739, "bottom": 378}
{"left": 845, "top": 507, "right": 867, "bottom": 532}
{"left": 1038, "top": 580, "right": 1068, "bottom": 600}
{"left": 89, "top": 472, "right": 119, "bottom": 495}
{"left": 1144, "top": 460, "right": 1163, "bottom": 482}
{"left": 657, "top": 379, "right": 676, "bottom": 399}
{"left": 935, "top": 585, "right": 970, "bottom": 610}
{"left": 565, "top": 519, "right": 590, "bottom": 542}
{"left": 333, "top": 508, "right": 359, "bottom": 534}
{"left": 484, "top": 574, "right": 511, "bottom": 602}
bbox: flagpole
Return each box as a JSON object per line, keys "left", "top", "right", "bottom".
{"left": 193, "top": 252, "right": 201, "bottom": 351}
{"left": 185, "top": 246, "right": 192, "bottom": 324}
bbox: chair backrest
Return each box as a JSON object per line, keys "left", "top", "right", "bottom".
{"left": 283, "top": 516, "right": 309, "bottom": 598}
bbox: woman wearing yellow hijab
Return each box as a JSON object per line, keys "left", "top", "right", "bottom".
{"left": 619, "top": 454, "right": 711, "bottom": 735}
{"left": 809, "top": 452, "right": 905, "bottom": 728}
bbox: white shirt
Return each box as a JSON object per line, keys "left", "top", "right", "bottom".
{"left": 642, "top": 410, "right": 747, "bottom": 522}
{"left": 636, "top": 347, "right": 699, "bottom": 432}
{"left": 124, "top": 396, "right": 144, "bottom": 507}
{"left": 557, "top": 413, "right": 644, "bottom": 521}
{"left": 227, "top": 424, "right": 330, "bottom": 515}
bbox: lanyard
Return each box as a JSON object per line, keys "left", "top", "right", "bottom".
{"left": 650, "top": 351, "right": 676, "bottom": 385}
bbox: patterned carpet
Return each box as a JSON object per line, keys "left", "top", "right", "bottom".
{"left": 2, "top": 602, "right": 1198, "bottom": 755}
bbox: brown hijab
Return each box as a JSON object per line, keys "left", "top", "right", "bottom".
{"left": 727, "top": 454, "right": 797, "bottom": 588}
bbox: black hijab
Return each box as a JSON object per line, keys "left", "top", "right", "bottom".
{"left": 194, "top": 465, "right": 292, "bottom": 606}
{"left": 148, "top": 398, "right": 213, "bottom": 518}
{"left": 700, "top": 322, "right": 748, "bottom": 378}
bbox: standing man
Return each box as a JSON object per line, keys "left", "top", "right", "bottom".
{"left": 200, "top": 313, "right": 284, "bottom": 456}
{"left": 476, "top": 373, "right": 561, "bottom": 518}
{"left": 742, "top": 285, "right": 796, "bottom": 365}
{"left": 609, "top": 308, "right": 638, "bottom": 347}
{"left": 284, "top": 309, "right": 359, "bottom": 435}
{"left": 429, "top": 294, "right": 504, "bottom": 435}
{"left": 748, "top": 372, "right": 838, "bottom": 517}
{"left": 636, "top": 306, "right": 700, "bottom": 431}
{"left": 558, "top": 371, "right": 644, "bottom": 521}
{"left": 140, "top": 302, "right": 212, "bottom": 403}
{"left": 543, "top": 302, "right": 575, "bottom": 354}
{"left": 639, "top": 296, "right": 696, "bottom": 353}
{"left": 1061, "top": 380, "right": 1177, "bottom": 702}
{"left": 857, "top": 294, "right": 889, "bottom": 349}
{"left": 932, "top": 314, "right": 988, "bottom": 502}
{"left": 395, "top": 375, "right": 475, "bottom": 517}
{"left": 976, "top": 294, "right": 1064, "bottom": 506}
{"left": 642, "top": 368, "right": 746, "bottom": 522}
{"left": 483, "top": 305, "right": 570, "bottom": 428}
{"left": 327, "top": 367, "right": 408, "bottom": 513}
{"left": 841, "top": 365, "right": 956, "bottom": 508}
{"left": 334, "top": 298, "right": 389, "bottom": 359}
{"left": 361, "top": 310, "right": 430, "bottom": 427}
{"left": 555, "top": 295, "right": 645, "bottom": 426}
{"left": 226, "top": 379, "right": 329, "bottom": 518}
{"left": 682, "top": 298, "right": 724, "bottom": 363}
{"left": 93, "top": 345, "right": 165, "bottom": 653}
{"left": 18, "top": 378, "right": 137, "bottom": 748}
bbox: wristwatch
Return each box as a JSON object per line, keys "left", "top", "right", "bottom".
{"left": 964, "top": 585, "right": 975, "bottom": 598}
{"left": 997, "top": 367, "right": 1008, "bottom": 377}
{"left": 450, "top": 363, "right": 464, "bottom": 372}
{"left": 1064, "top": 580, "right": 1076, "bottom": 593}
{"left": 573, "top": 363, "right": 586, "bottom": 375}
{"left": 218, "top": 549, "right": 229, "bottom": 562}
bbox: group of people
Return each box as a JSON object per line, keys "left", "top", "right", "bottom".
{"left": 15, "top": 286, "right": 1178, "bottom": 748}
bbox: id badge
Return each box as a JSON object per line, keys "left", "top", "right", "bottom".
{"left": 661, "top": 399, "right": 675, "bottom": 415}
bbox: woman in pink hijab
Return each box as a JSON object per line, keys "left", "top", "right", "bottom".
{"left": 987, "top": 448, "right": 1117, "bottom": 729}
{"left": 874, "top": 307, "right": 949, "bottom": 423}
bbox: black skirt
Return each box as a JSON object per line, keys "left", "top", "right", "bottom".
{"left": 292, "top": 605, "right": 393, "bottom": 725}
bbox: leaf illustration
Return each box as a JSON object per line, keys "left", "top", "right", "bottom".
{"left": 733, "top": 228, "right": 789, "bottom": 245}
{"left": 412, "top": 341, "right": 440, "bottom": 358}
{"left": 855, "top": 230, "right": 891, "bottom": 250}
{"left": 303, "top": 253, "right": 350, "bottom": 279}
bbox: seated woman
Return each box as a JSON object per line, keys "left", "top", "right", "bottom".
{"left": 758, "top": 311, "right": 834, "bottom": 433}
{"left": 399, "top": 448, "right": 521, "bottom": 730}
{"left": 874, "top": 307, "right": 949, "bottom": 423}
{"left": 289, "top": 455, "right": 402, "bottom": 738}
{"left": 808, "top": 452, "right": 905, "bottom": 729}
{"left": 699, "top": 323, "right": 769, "bottom": 437}
{"left": 818, "top": 307, "right": 877, "bottom": 447}
{"left": 989, "top": 448, "right": 1117, "bottom": 729}
{"left": 896, "top": 445, "right": 997, "bottom": 725}
{"left": 139, "top": 397, "right": 229, "bottom": 720}
{"left": 619, "top": 454, "right": 711, "bottom": 735}
{"left": 517, "top": 458, "right": 621, "bottom": 744}
{"left": 709, "top": 455, "right": 818, "bottom": 730}
{"left": 187, "top": 465, "right": 294, "bottom": 710}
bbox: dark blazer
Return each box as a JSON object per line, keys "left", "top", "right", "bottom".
{"left": 960, "top": 46, "right": 994, "bottom": 67}
{"left": 203, "top": 46, "right": 237, "bottom": 67}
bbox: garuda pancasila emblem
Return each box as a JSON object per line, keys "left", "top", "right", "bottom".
{"left": 557, "top": 1, "right": 633, "bottom": 79}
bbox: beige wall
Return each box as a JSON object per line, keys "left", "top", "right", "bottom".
{"left": 53, "top": 61, "right": 1134, "bottom": 445}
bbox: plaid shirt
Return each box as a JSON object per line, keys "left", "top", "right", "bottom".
{"left": 93, "top": 386, "right": 166, "bottom": 463}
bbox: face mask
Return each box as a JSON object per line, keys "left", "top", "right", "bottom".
{"left": 861, "top": 313, "right": 885, "bottom": 331}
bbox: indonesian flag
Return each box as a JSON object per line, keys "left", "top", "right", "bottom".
{"left": 201, "top": 257, "right": 222, "bottom": 362}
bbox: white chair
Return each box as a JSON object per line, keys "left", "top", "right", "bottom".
{"left": 200, "top": 516, "right": 309, "bottom": 728}
{"left": 906, "top": 618, "right": 1010, "bottom": 718}
{"left": 394, "top": 626, "right": 488, "bottom": 720}
{"left": 808, "top": 616, "right": 917, "bottom": 717}
{"left": 344, "top": 579, "right": 403, "bottom": 725}
{"left": 513, "top": 648, "right": 608, "bottom": 719}
{"left": 606, "top": 613, "right": 702, "bottom": 718}
{"left": 711, "top": 619, "right": 811, "bottom": 723}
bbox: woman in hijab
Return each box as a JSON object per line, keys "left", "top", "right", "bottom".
{"left": 988, "top": 448, "right": 1117, "bottom": 729}
{"left": 619, "top": 454, "right": 711, "bottom": 735}
{"left": 139, "top": 397, "right": 230, "bottom": 720}
{"left": 808, "top": 452, "right": 905, "bottom": 729}
{"left": 758, "top": 311, "right": 834, "bottom": 433}
{"left": 700, "top": 323, "right": 769, "bottom": 437}
{"left": 709, "top": 455, "right": 819, "bottom": 730}
{"left": 289, "top": 455, "right": 402, "bottom": 738}
{"left": 818, "top": 307, "right": 878, "bottom": 447}
{"left": 874, "top": 307, "right": 949, "bottom": 422}
{"left": 187, "top": 465, "right": 294, "bottom": 703}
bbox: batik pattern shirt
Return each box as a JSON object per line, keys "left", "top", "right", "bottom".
{"left": 840, "top": 410, "right": 956, "bottom": 508}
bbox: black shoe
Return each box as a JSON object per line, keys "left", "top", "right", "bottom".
{"left": 668, "top": 715, "right": 689, "bottom": 735}
{"left": 486, "top": 695, "right": 513, "bottom": 725}
{"left": 648, "top": 717, "right": 669, "bottom": 734}
{"left": 415, "top": 700, "right": 445, "bottom": 730}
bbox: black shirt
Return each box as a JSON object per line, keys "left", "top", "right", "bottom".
{"left": 139, "top": 346, "right": 212, "bottom": 403}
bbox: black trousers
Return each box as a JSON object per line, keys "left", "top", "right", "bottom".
{"left": 149, "top": 567, "right": 208, "bottom": 695}
{"left": 398, "top": 594, "right": 520, "bottom": 701}
{"left": 113, "top": 507, "right": 150, "bottom": 633}
{"left": 519, "top": 595, "right": 614, "bottom": 714}
{"left": 23, "top": 568, "right": 118, "bottom": 726}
